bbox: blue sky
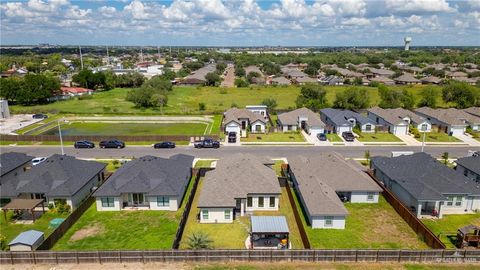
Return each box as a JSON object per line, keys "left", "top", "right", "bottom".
{"left": 1, "top": 0, "right": 479, "bottom": 46}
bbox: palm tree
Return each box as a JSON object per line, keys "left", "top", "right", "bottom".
{"left": 186, "top": 232, "right": 213, "bottom": 250}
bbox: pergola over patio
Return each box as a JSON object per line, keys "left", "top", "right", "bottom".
{"left": 1, "top": 199, "right": 45, "bottom": 222}
{"left": 250, "top": 216, "right": 289, "bottom": 249}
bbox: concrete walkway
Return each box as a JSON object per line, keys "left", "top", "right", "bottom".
{"left": 454, "top": 134, "right": 480, "bottom": 146}
{"left": 396, "top": 134, "right": 423, "bottom": 146}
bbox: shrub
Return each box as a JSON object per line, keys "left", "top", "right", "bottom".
{"left": 410, "top": 125, "right": 421, "bottom": 138}
{"left": 198, "top": 102, "right": 206, "bottom": 111}
{"left": 186, "top": 232, "right": 213, "bottom": 249}
{"left": 0, "top": 235, "right": 6, "bottom": 251}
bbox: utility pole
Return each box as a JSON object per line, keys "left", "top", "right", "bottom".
{"left": 58, "top": 119, "right": 64, "bottom": 155}
{"left": 106, "top": 46, "right": 110, "bottom": 65}
{"left": 421, "top": 129, "right": 426, "bottom": 152}
{"left": 79, "top": 46, "right": 84, "bottom": 70}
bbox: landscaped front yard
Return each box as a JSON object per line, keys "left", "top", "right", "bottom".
{"left": 416, "top": 132, "right": 461, "bottom": 143}
{"left": 356, "top": 132, "right": 402, "bottom": 142}
{"left": 422, "top": 213, "right": 480, "bottom": 249}
{"left": 326, "top": 133, "right": 343, "bottom": 142}
{"left": 242, "top": 132, "right": 305, "bottom": 142}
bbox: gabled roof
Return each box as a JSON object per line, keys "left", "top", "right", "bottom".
{"left": 464, "top": 107, "right": 480, "bottom": 118}
{"left": 94, "top": 154, "right": 194, "bottom": 197}
{"left": 421, "top": 76, "right": 442, "bottom": 84}
{"left": 369, "top": 68, "right": 395, "bottom": 77}
{"left": 415, "top": 107, "right": 480, "bottom": 126}
{"left": 9, "top": 230, "right": 44, "bottom": 246}
{"left": 368, "top": 107, "right": 427, "bottom": 126}
{"left": 223, "top": 108, "right": 265, "bottom": 125}
{"left": 278, "top": 107, "right": 325, "bottom": 127}
{"left": 197, "top": 154, "right": 280, "bottom": 208}
{"left": 394, "top": 73, "right": 420, "bottom": 83}
{"left": 271, "top": 76, "right": 291, "bottom": 85}
{"left": 456, "top": 155, "right": 480, "bottom": 176}
{"left": 371, "top": 152, "right": 480, "bottom": 201}
{"left": 0, "top": 152, "right": 33, "bottom": 177}
{"left": 15, "top": 155, "right": 106, "bottom": 197}
{"left": 288, "top": 153, "right": 381, "bottom": 216}
{"left": 320, "top": 108, "right": 374, "bottom": 126}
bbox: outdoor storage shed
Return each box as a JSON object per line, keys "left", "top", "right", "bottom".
{"left": 8, "top": 230, "right": 44, "bottom": 251}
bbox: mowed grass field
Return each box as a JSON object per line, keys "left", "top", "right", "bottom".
{"left": 10, "top": 85, "right": 448, "bottom": 115}
{"left": 422, "top": 213, "right": 480, "bottom": 249}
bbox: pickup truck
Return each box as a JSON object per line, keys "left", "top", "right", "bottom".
{"left": 194, "top": 138, "right": 220, "bottom": 148}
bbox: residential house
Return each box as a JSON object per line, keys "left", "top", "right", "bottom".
{"left": 0, "top": 152, "right": 33, "bottom": 205}
{"left": 293, "top": 76, "right": 318, "bottom": 85}
{"left": 371, "top": 152, "right": 480, "bottom": 218}
{"left": 197, "top": 154, "right": 281, "bottom": 223}
{"left": 223, "top": 107, "right": 267, "bottom": 137}
{"left": 455, "top": 155, "right": 480, "bottom": 183}
{"left": 369, "top": 76, "right": 395, "bottom": 85}
{"left": 277, "top": 107, "right": 325, "bottom": 136}
{"left": 367, "top": 107, "right": 431, "bottom": 135}
{"left": 245, "top": 65, "right": 264, "bottom": 78}
{"left": 320, "top": 108, "right": 376, "bottom": 135}
{"left": 270, "top": 76, "right": 291, "bottom": 85}
{"left": 60, "top": 87, "right": 93, "bottom": 97}
{"left": 394, "top": 73, "right": 420, "bottom": 85}
{"left": 318, "top": 75, "right": 344, "bottom": 86}
{"left": 1, "top": 154, "right": 106, "bottom": 209}
{"left": 282, "top": 68, "right": 309, "bottom": 80}
{"left": 464, "top": 107, "right": 480, "bottom": 119}
{"left": 421, "top": 76, "right": 442, "bottom": 85}
{"left": 369, "top": 68, "right": 395, "bottom": 78}
{"left": 415, "top": 107, "right": 480, "bottom": 135}
{"left": 179, "top": 63, "right": 216, "bottom": 86}
{"left": 288, "top": 153, "right": 381, "bottom": 229}
{"left": 94, "top": 154, "right": 193, "bottom": 211}
{"left": 330, "top": 67, "right": 365, "bottom": 78}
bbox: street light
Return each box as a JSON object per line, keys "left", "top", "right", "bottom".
{"left": 421, "top": 126, "right": 426, "bottom": 152}
{"left": 58, "top": 119, "right": 69, "bottom": 155}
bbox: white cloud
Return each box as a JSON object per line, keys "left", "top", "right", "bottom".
{"left": 341, "top": 17, "right": 371, "bottom": 26}
{"left": 385, "top": 0, "right": 455, "bottom": 14}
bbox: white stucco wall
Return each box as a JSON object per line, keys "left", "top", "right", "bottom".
{"left": 415, "top": 121, "right": 432, "bottom": 132}
{"left": 199, "top": 207, "right": 234, "bottom": 223}
{"left": 246, "top": 194, "right": 279, "bottom": 211}
{"left": 336, "top": 126, "right": 352, "bottom": 135}
{"left": 311, "top": 216, "right": 346, "bottom": 229}
{"left": 281, "top": 125, "right": 298, "bottom": 132}
{"left": 96, "top": 196, "right": 122, "bottom": 211}
{"left": 147, "top": 196, "right": 179, "bottom": 211}
{"left": 360, "top": 123, "right": 375, "bottom": 133}
{"left": 250, "top": 121, "right": 266, "bottom": 133}
{"left": 350, "top": 192, "right": 379, "bottom": 203}
{"left": 449, "top": 126, "right": 466, "bottom": 136}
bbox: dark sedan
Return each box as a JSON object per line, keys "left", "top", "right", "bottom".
{"left": 32, "top": 113, "right": 48, "bottom": 119}
{"left": 99, "top": 140, "right": 125, "bottom": 149}
{"left": 74, "top": 140, "right": 95, "bottom": 149}
{"left": 342, "top": 132, "right": 355, "bottom": 142}
{"left": 317, "top": 133, "right": 327, "bottom": 141}
{"left": 154, "top": 141, "right": 176, "bottom": 149}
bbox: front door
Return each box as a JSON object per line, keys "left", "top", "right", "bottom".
{"left": 130, "top": 193, "right": 144, "bottom": 205}
{"left": 301, "top": 121, "right": 306, "bottom": 130}
{"left": 242, "top": 121, "right": 246, "bottom": 130}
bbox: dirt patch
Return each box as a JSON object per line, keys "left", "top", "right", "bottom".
{"left": 70, "top": 224, "right": 104, "bottom": 241}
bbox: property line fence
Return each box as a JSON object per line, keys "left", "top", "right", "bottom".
{"left": 1, "top": 249, "right": 478, "bottom": 264}
{"left": 1, "top": 134, "right": 218, "bottom": 143}
{"left": 366, "top": 171, "right": 447, "bottom": 249}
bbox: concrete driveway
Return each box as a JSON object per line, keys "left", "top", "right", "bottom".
{"left": 455, "top": 133, "right": 480, "bottom": 146}
{"left": 396, "top": 133, "right": 423, "bottom": 146}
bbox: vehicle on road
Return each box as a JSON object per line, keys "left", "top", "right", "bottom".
{"left": 32, "top": 114, "right": 48, "bottom": 119}
{"left": 317, "top": 133, "right": 327, "bottom": 141}
{"left": 342, "top": 132, "right": 355, "bottom": 142}
{"left": 32, "top": 157, "right": 47, "bottom": 166}
{"left": 194, "top": 138, "right": 220, "bottom": 148}
{"left": 154, "top": 141, "right": 176, "bottom": 149}
{"left": 228, "top": 132, "right": 237, "bottom": 143}
{"left": 74, "top": 140, "right": 95, "bottom": 149}
{"left": 99, "top": 140, "right": 125, "bottom": 149}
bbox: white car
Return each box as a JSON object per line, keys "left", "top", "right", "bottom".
{"left": 32, "top": 157, "right": 47, "bottom": 166}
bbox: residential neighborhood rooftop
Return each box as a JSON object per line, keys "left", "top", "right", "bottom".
{"left": 320, "top": 108, "right": 373, "bottom": 126}
{"left": 0, "top": 152, "right": 33, "bottom": 177}
{"left": 223, "top": 107, "right": 265, "bottom": 125}
{"left": 415, "top": 107, "right": 480, "bottom": 126}
{"left": 368, "top": 107, "right": 426, "bottom": 125}
{"left": 277, "top": 107, "right": 325, "bottom": 127}
{"left": 456, "top": 155, "right": 480, "bottom": 176}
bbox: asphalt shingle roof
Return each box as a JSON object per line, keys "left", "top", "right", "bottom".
{"left": 0, "top": 152, "right": 33, "bottom": 177}
{"left": 278, "top": 107, "right": 325, "bottom": 127}
{"left": 223, "top": 108, "right": 265, "bottom": 126}
{"left": 415, "top": 107, "right": 480, "bottom": 126}
{"left": 368, "top": 107, "right": 427, "bottom": 126}
{"left": 456, "top": 155, "right": 480, "bottom": 176}
{"left": 321, "top": 108, "right": 374, "bottom": 126}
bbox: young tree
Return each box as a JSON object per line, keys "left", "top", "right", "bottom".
{"left": 198, "top": 102, "right": 206, "bottom": 111}
{"left": 234, "top": 78, "right": 249, "bottom": 87}
{"left": 234, "top": 67, "right": 245, "bottom": 77}
{"left": 295, "top": 84, "right": 329, "bottom": 112}
{"left": 246, "top": 71, "right": 261, "bottom": 83}
{"left": 261, "top": 98, "right": 278, "bottom": 113}
{"left": 401, "top": 89, "right": 416, "bottom": 109}
{"left": 441, "top": 152, "right": 449, "bottom": 165}
{"left": 333, "top": 87, "right": 370, "bottom": 110}
{"left": 364, "top": 150, "right": 371, "bottom": 164}
{"left": 186, "top": 232, "right": 213, "bottom": 250}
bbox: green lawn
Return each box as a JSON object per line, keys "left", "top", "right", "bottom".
{"left": 0, "top": 210, "right": 69, "bottom": 250}
{"left": 194, "top": 264, "right": 480, "bottom": 270}
{"left": 417, "top": 132, "right": 462, "bottom": 143}
{"left": 292, "top": 191, "right": 428, "bottom": 249}
{"left": 356, "top": 132, "right": 402, "bottom": 142}
{"left": 242, "top": 132, "right": 305, "bottom": 142}
{"left": 326, "top": 133, "right": 343, "bottom": 142}
{"left": 194, "top": 159, "right": 216, "bottom": 168}
{"left": 422, "top": 213, "right": 480, "bottom": 249}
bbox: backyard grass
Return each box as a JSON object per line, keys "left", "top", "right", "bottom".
{"left": 417, "top": 132, "right": 462, "bottom": 143}
{"left": 326, "top": 133, "right": 343, "bottom": 142}
{"left": 242, "top": 132, "right": 305, "bottom": 142}
{"left": 194, "top": 159, "right": 216, "bottom": 168}
{"left": 422, "top": 213, "right": 480, "bottom": 249}
{"left": 0, "top": 210, "right": 69, "bottom": 250}
{"left": 292, "top": 191, "right": 428, "bottom": 249}
{"left": 193, "top": 263, "right": 480, "bottom": 270}
{"left": 356, "top": 132, "right": 402, "bottom": 142}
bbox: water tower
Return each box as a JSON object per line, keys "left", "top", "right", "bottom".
{"left": 404, "top": 37, "right": 412, "bottom": 51}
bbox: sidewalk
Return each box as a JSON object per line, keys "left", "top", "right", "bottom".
{"left": 454, "top": 134, "right": 480, "bottom": 147}
{"left": 396, "top": 134, "right": 422, "bottom": 146}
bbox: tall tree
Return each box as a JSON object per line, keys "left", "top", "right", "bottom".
{"left": 333, "top": 87, "right": 370, "bottom": 110}
{"left": 295, "top": 84, "right": 329, "bottom": 111}
{"left": 418, "top": 86, "right": 439, "bottom": 108}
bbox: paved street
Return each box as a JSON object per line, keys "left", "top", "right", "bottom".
{"left": 1, "top": 145, "right": 478, "bottom": 159}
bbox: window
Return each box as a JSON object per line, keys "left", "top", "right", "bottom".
{"left": 455, "top": 196, "right": 463, "bottom": 207}
{"left": 202, "top": 210, "right": 209, "bottom": 220}
{"left": 31, "top": 193, "right": 45, "bottom": 200}
{"left": 446, "top": 196, "right": 454, "bottom": 206}
{"left": 367, "top": 192, "right": 374, "bottom": 201}
{"left": 446, "top": 196, "right": 463, "bottom": 207}
{"left": 258, "top": 197, "right": 264, "bottom": 207}
{"left": 247, "top": 197, "right": 252, "bottom": 207}
{"left": 325, "top": 216, "right": 333, "bottom": 227}
{"left": 365, "top": 125, "right": 372, "bottom": 131}
{"left": 224, "top": 210, "right": 231, "bottom": 220}
{"left": 255, "top": 125, "right": 261, "bottom": 132}
{"left": 101, "top": 197, "right": 114, "bottom": 207}
{"left": 269, "top": 197, "right": 275, "bottom": 207}
{"left": 157, "top": 196, "right": 169, "bottom": 207}
{"left": 421, "top": 124, "right": 428, "bottom": 131}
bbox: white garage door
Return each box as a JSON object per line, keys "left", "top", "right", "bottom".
{"left": 394, "top": 125, "right": 408, "bottom": 135}
{"left": 309, "top": 127, "right": 325, "bottom": 136}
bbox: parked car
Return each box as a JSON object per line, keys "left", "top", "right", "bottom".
{"left": 32, "top": 113, "right": 48, "bottom": 119}
{"left": 154, "top": 141, "right": 176, "bottom": 149}
{"left": 342, "top": 132, "right": 355, "bottom": 142}
{"left": 228, "top": 132, "right": 237, "bottom": 143}
{"left": 74, "top": 140, "right": 95, "bottom": 149}
{"left": 194, "top": 138, "right": 220, "bottom": 148}
{"left": 32, "top": 157, "right": 47, "bottom": 166}
{"left": 317, "top": 133, "right": 327, "bottom": 141}
{"left": 99, "top": 140, "right": 125, "bottom": 149}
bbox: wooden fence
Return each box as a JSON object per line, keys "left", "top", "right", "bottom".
{"left": 1, "top": 249, "right": 479, "bottom": 264}
{"left": 366, "top": 171, "right": 447, "bottom": 249}
{"left": 1, "top": 134, "right": 218, "bottom": 143}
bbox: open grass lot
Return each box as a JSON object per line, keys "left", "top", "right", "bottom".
{"left": 292, "top": 191, "right": 428, "bottom": 249}
{"left": 10, "top": 85, "right": 447, "bottom": 115}
{"left": 242, "top": 132, "right": 305, "bottom": 142}
{"left": 357, "top": 132, "right": 402, "bottom": 142}
{"left": 417, "top": 132, "right": 462, "bottom": 143}
{"left": 422, "top": 213, "right": 480, "bottom": 249}
{"left": 0, "top": 210, "right": 69, "bottom": 250}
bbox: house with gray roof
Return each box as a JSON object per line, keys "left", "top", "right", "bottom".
{"left": 371, "top": 152, "right": 480, "bottom": 218}
{"left": 277, "top": 107, "right": 325, "bottom": 136}
{"left": 223, "top": 107, "right": 267, "bottom": 137}
{"left": 455, "top": 155, "right": 480, "bottom": 183}
{"left": 415, "top": 107, "right": 480, "bottom": 136}
{"left": 394, "top": 73, "right": 420, "bottom": 85}
{"left": 2, "top": 154, "right": 106, "bottom": 209}
{"left": 367, "top": 107, "right": 431, "bottom": 135}
{"left": 94, "top": 154, "right": 194, "bottom": 211}
{"left": 421, "top": 76, "right": 442, "bottom": 84}
{"left": 197, "top": 154, "right": 281, "bottom": 223}
{"left": 369, "top": 76, "right": 395, "bottom": 85}
{"left": 464, "top": 107, "right": 480, "bottom": 119}
{"left": 320, "top": 108, "right": 376, "bottom": 135}
{"left": 270, "top": 76, "right": 291, "bottom": 85}
{"left": 1, "top": 152, "right": 34, "bottom": 206}
{"left": 179, "top": 63, "right": 216, "bottom": 86}
{"left": 287, "top": 153, "right": 381, "bottom": 229}
{"left": 369, "top": 68, "right": 395, "bottom": 78}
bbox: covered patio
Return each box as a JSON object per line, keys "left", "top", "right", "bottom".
{"left": 1, "top": 199, "right": 45, "bottom": 223}
{"left": 248, "top": 216, "right": 290, "bottom": 250}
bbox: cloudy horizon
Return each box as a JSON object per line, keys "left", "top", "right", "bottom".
{"left": 1, "top": 0, "right": 480, "bottom": 47}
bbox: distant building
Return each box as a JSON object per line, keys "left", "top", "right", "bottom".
{"left": 0, "top": 99, "right": 10, "bottom": 119}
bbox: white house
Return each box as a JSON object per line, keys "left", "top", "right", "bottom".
{"left": 320, "top": 108, "right": 376, "bottom": 134}
{"left": 197, "top": 154, "right": 281, "bottom": 223}
{"left": 415, "top": 107, "right": 480, "bottom": 136}
{"left": 94, "top": 154, "right": 194, "bottom": 211}
{"left": 223, "top": 107, "right": 267, "bottom": 138}
{"left": 287, "top": 153, "right": 381, "bottom": 229}
{"left": 277, "top": 107, "right": 325, "bottom": 136}
{"left": 368, "top": 107, "right": 431, "bottom": 135}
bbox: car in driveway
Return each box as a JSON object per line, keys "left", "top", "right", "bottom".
{"left": 317, "top": 133, "right": 327, "bottom": 141}
{"left": 32, "top": 114, "right": 48, "bottom": 119}
{"left": 99, "top": 140, "right": 125, "bottom": 149}
{"left": 154, "top": 141, "right": 176, "bottom": 149}
{"left": 74, "top": 140, "right": 95, "bottom": 149}
{"left": 228, "top": 132, "right": 237, "bottom": 143}
{"left": 32, "top": 157, "right": 47, "bottom": 166}
{"left": 194, "top": 138, "right": 220, "bottom": 148}
{"left": 342, "top": 131, "right": 355, "bottom": 142}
